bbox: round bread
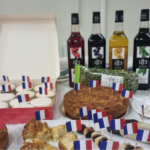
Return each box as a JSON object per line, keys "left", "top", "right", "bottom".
{"left": 16, "top": 91, "right": 35, "bottom": 99}
{"left": 0, "top": 102, "right": 9, "bottom": 108}
{"left": 63, "top": 86, "right": 129, "bottom": 119}
{"left": 16, "top": 85, "right": 33, "bottom": 92}
{"left": 30, "top": 98, "right": 52, "bottom": 107}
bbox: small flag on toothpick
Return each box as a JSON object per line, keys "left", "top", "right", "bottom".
{"left": 2, "top": 85, "right": 11, "bottom": 92}
{"left": 41, "top": 77, "right": 50, "bottom": 83}
{"left": 74, "top": 82, "right": 82, "bottom": 91}
{"left": 88, "top": 109, "right": 100, "bottom": 120}
{"left": 112, "top": 82, "right": 123, "bottom": 91}
{"left": 3, "top": 76, "right": 9, "bottom": 82}
{"left": 79, "top": 106, "right": 91, "bottom": 117}
{"left": 89, "top": 80, "right": 99, "bottom": 88}
{"left": 136, "top": 129, "right": 150, "bottom": 142}
{"left": 66, "top": 120, "right": 82, "bottom": 132}
{"left": 110, "top": 119, "right": 125, "bottom": 130}
{"left": 39, "top": 87, "right": 48, "bottom": 95}
{"left": 100, "top": 141, "right": 119, "bottom": 150}
{"left": 22, "top": 82, "right": 32, "bottom": 89}
{"left": 45, "top": 82, "right": 53, "bottom": 90}
{"left": 35, "top": 109, "right": 49, "bottom": 120}
{"left": 93, "top": 111, "right": 107, "bottom": 124}
{"left": 74, "top": 140, "right": 93, "bottom": 150}
{"left": 22, "top": 76, "right": 30, "bottom": 82}
{"left": 122, "top": 89, "right": 134, "bottom": 99}
{"left": 17, "top": 94, "right": 30, "bottom": 103}
{"left": 99, "top": 116, "right": 112, "bottom": 129}
{"left": 124, "top": 122, "right": 138, "bottom": 136}
{"left": 142, "top": 105, "right": 145, "bottom": 122}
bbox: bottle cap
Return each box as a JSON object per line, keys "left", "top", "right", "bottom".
{"left": 115, "top": 11, "right": 123, "bottom": 22}
{"left": 141, "top": 9, "right": 149, "bottom": 21}
{"left": 71, "top": 13, "right": 79, "bottom": 24}
{"left": 93, "top": 12, "right": 100, "bottom": 23}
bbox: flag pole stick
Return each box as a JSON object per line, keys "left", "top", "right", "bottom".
{"left": 89, "top": 120, "right": 90, "bottom": 128}
{"left": 111, "top": 90, "right": 113, "bottom": 94}
{"left": 74, "top": 90, "right": 76, "bottom": 94}
{"left": 89, "top": 87, "right": 90, "bottom": 92}
{"left": 124, "top": 136, "right": 126, "bottom": 144}
{"left": 36, "top": 121, "right": 38, "bottom": 128}
{"left": 94, "top": 123, "right": 96, "bottom": 131}
{"left": 135, "top": 140, "right": 137, "bottom": 148}
{"left": 111, "top": 130, "right": 112, "bottom": 140}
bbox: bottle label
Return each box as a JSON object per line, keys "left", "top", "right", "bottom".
{"left": 112, "top": 47, "right": 125, "bottom": 70}
{"left": 70, "top": 47, "right": 82, "bottom": 82}
{"left": 136, "top": 46, "right": 150, "bottom": 84}
{"left": 91, "top": 47, "right": 104, "bottom": 68}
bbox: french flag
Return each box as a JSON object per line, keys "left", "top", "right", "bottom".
{"left": 88, "top": 109, "right": 100, "bottom": 120}
{"left": 22, "top": 76, "right": 30, "bottom": 82}
{"left": 100, "top": 141, "right": 119, "bottom": 150}
{"left": 17, "top": 94, "right": 30, "bottom": 103}
{"left": 110, "top": 119, "right": 125, "bottom": 130}
{"left": 136, "top": 129, "right": 150, "bottom": 142}
{"left": 22, "top": 82, "right": 32, "bottom": 89}
{"left": 122, "top": 89, "right": 134, "bottom": 99}
{"left": 99, "top": 116, "right": 112, "bottom": 129}
{"left": 3, "top": 76, "right": 9, "bottom": 82}
{"left": 66, "top": 120, "right": 82, "bottom": 132}
{"left": 79, "top": 106, "right": 91, "bottom": 117}
{"left": 142, "top": 105, "right": 145, "bottom": 119}
{"left": 35, "top": 109, "right": 49, "bottom": 120}
{"left": 112, "top": 82, "right": 123, "bottom": 91}
{"left": 2, "top": 85, "right": 11, "bottom": 92}
{"left": 39, "top": 87, "right": 48, "bottom": 95}
{"left": 74, "top": 83, "right": 82, "bottom": 91}
{"left": 74, "top": 140, "right": 93, "bottom": 150}
{"left": 45, "top": 82, "right": 53, "bottom": 90}
{"left": 89, "top": 80, "right": 99, "bottom": 88}
{"left": 93, "top": 111, "right": 107, "bottom": 124}
{"left": 41, "top": 77, "right": 50, "bottom": 83}
{"left": 124, "top": 122, "right": 138, "bottom": 136}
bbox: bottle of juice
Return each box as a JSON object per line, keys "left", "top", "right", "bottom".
{"left": 133, "top": 9, "right": 150, "bottom": 90}
{"left": 88, "top": 12, "right": 106, "bottom": 68}
{"left": 67, "top": 13, "right": 85, "bottom": 88}
{"left": 109, "top": 10, "right": 128, "bottom": 71}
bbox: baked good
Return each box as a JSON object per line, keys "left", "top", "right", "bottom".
{"left": 118, "top": 143, "right": 144, "bottom": 150}
{"left": 58, "top": 132, "right": 78, "bottom": 150}
{"left": 83, "top": 127, "right": 95, "bottom": 138}
{"left": 77, "top": 124, "right": 86, "bottom": 134}
{"left": 16, "top": 85, "right": 33, "bottom": 92}
{"left": 0, "top": 126, "right": 9, "bottom": 150}
{"left": 0, "top": 102, "right": 9, "bottom": 108}
{"left": 63, "top": 86, "right": 129, "bottom": 119}
{"left": 30, "top": 98, "right": 52, "bottom": 107}
{"left": 50, "top": 124, "right": 67, "bottom": 142}
{"left": 16, "top": 91, "right": 35, "bottom": 99}
{"left": 91, "top": 131, "right": 102, "bottom": 142}
{"left": 20, "top": 138, "right": 58, "bottom": 150}
{"left": 0, "top": 93, "right": 16, "bottom": 103}
{"left": 36, "top": 91, "right": 55, "bottom": 98}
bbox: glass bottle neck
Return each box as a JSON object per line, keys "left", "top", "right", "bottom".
{"left": 114, "top": 22, "right": 124, "bottom": 33}
{"left": 139, "top": 21, "right": 149, "bottom": 33}
{"left": 71, "top": 24, "right": 80, "bottom": 33}
{"left": 92, "top": 23, "right": 101, "bottom": 34}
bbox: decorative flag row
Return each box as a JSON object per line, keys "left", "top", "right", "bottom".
{"left": 3, "top": 75, "right": 9, "bottom": 82}
{"left": 66, "top": 120, "right": 82, "bottom": 132}
{"left": 17, "top": 94, "right": 30, "bottom": 103}
{"left": 2, "top": 85, "right": 11, "bottom": 92}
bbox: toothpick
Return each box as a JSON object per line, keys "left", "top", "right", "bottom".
{"left": 36, "top": 121, "right": 38, "bottom": 128}
{"left": 89, "top": 87, "right": 90, "bottom": 92}
{"left": 111, "top": 90, "right": 113, "bottom": 94}
{"left": 135, "top": 140, "right": 137, "bottom": 148}
{"left": 80, "top": 117, "right": 81, "bottom": 121}
{"left": 100, "top": 128, "right": 102, "bottom": 133}
{"left": 74, "top": 90, "right": 76, "bottom": 94}
{"left": 89, "top": 120, "right": 90, "bottom": 128}
{"left": 111, "top": 130, "right": 112, "bottom": 140}
{"left": 124, "top": 136, "right": 126, "bottom": 144}
{"left": 94, "top": 123, "right": 96, "bottom": 131}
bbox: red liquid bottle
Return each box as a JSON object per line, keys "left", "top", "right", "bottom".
{"left": 67, "top": 13, "right": 85, "bottom": 88}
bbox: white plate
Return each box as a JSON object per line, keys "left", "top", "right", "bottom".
{"left": 132, "top": 100, "right": 150, "bottom": 118}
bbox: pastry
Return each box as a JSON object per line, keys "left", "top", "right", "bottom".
{"left": 20, "top": 138, "right": 58, "bottom": 150}
{"left": 0, "top": 84, "right": 15, "bottom": 92}
{"left": 50, "top": 124, "right": 67, "bottom": 142}
{"left": 83, "top": 127, "right": 95, "bottom": 138}
{"left": 77, "top": 124, "right": 86, "bottom": 134}
{"left": 0, "top": 93, "right": 16, "bottom": 103}
{"left": 91, "top": 131, "right": 102, "bottom": 142}
{"left": 30, "top": 98, "right": 52, "bottom": 107}
{"left": 16, "top": 91, "right": 35, "bottom": 99}
{"left": 58, "top": 132, "right": 78, "bottom": 150}
{"left": 36, "top": 91, "right": 55, "bottom": 98}
{"left": 13, "top": 103, "right": 34, "bottom": 108}
{"left": 63, "top": 86, "right": 129, "bottom": 119}
{"left": 0, "top": 102, "right": 9, "bottom": 108}
{"left": 16, "top": 85, "right": 33, "bottom": 92}
{"left": 118, "top": 143, "right": 144, "bottom": 150}
{"left": 0, "top": 126, "right": 9, "bottom": 150}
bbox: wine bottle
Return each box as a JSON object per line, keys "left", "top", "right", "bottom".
{"left": 67, "top": 13, "right": 85, "bottom": 88}
{"left": 88, "top": 12, "right": 106, "bottom": 68}
{"left": 109, "top": 11, "right": 128, "bottom": 71}
{"left": 133, "top": 9, "right": 150, "bottom": 90}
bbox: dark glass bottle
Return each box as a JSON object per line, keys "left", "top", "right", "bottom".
{"left": 67, "top": 13, "right": 85, "bottom": 88}
{"left": 133, "top": 9, "right": 150, "bottom": 90}
{"left": 88, "top": 12, "right": 106, "bottom": 68}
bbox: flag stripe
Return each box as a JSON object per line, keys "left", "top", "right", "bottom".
{"left": 66, "top": 122, "right": 72, "bottom": 132}
{"left": 74, "top": 141, "right": 80, "bottom": 150}
{"left": 86, "top": 140, "right": 92, "bottom": 150}
{"left": 76, "top": 120, "right": 82, "bottom": 131}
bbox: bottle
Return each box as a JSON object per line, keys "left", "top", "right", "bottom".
{"left": 88, "top": 12, "right": 106, "bottom": 68}
{"left": 67, "top": 13, "right": 85, "bottom": 88}
{"left": 109, "top": 11, "right": 128, "bottom": 71}
{"left": 133, "top": 9, "right": 150, "bottom": 90}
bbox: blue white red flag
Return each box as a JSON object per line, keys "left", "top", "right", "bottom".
{"left": 89, "top": 80, "right": 99, "bottom": 88}
{"left": 74, "top": 140, "right": 93, "bottom": 150}
{"left": 3, "top": 76, "right": 9, "bottom": 82}
{"left": 110, "top": 119, "right": 125, "bottom": 130}
{"left": 136, "top": 129, "right": 150, "bottom": 142}
{"left": 122, "top": 89, "right": 134, "bottom": 98}
{"left": 17, "top": 94, "right": 30, "bottom": 103}
{"left": 142, "top": 105, "right": 145, "bottom": 119}
{"left": 22, "top": 76, "right": 30, "bottom": 82}
{"left": 112, "top": 82, "right": 123, "bottom": 91}
{"left": 99, "top": 115, "right": 112, "bottom": 129}
{"left": 74, "top": 83, "right": 82, "bottom": 91}
{"left": 88, "top": 109, "right": 100, "bottom": 120}
{"left": 93, "top": 111, "right": 106, "bottom": 124}
{"left": 35, "top": 109, "right": 49, "bottom": 120}
{"left": 39, "top": 87, "right": 48, "bottom": 95}
{"left": 124, "top": 122, "right": 138, "bottom": 136}
{"left": 41, "top": 77, "right": 50, "bottom": 83}
{"left": 45, "top": 82, "right": 53, "bottom": 90}
{"left": 2, "top": 85, "right": 11, "bottom": 92}
{"left": 66, "top": 120, "right": 82, "bottom": 132}
{"left": 22, "top": 82, "right": 32, "bottom": 89}
{"left": 100, "top": 141, "right": 119, "bottom": 150}
{"left": 79, "top": 106, "right": 91, "bottom": 117}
